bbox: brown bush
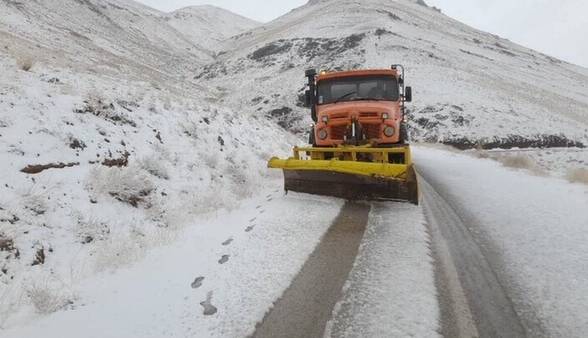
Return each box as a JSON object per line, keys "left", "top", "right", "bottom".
{"left": 18, "top": 58, "right": 34, "bottom": 72}
{"left": 566, "top": 168, "right": 588, "bottom": 185}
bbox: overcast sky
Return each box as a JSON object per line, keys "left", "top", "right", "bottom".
{"left": 426, "top": 0, "right": 588, "bottom": 68}
{"left": 137, "top": 0, "right": 588, "bottom": 68}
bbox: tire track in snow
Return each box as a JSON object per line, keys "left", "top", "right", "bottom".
{"left": 252, "top": 202, "right": 370, "bottom": 338}
{"left": 419, "top": 174, "right": 528, "bottom": 338}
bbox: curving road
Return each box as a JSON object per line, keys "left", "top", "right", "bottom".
{"left": 251, "top": 146, "right": 588, "bottom": 338}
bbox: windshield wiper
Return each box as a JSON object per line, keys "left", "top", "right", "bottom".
{"left": 351, "top": 97, "right": 385, "bottom": 101}
{"left": 333, "top": 91, "right": 357, "bottom": 104}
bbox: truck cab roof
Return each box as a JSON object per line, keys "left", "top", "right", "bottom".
{"left": 316, "top": 69, "right": 399, "bottom": 82}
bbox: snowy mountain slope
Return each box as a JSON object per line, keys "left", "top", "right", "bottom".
{"left": 201, "top": 0, "right": 588, "bottom": 148}
{"left": 166, "top": 5, "right": 260, "bottom": 52}
{"left": 0, "top": 0, "right": 212, "bottom": 81}
{"left": 0, "top": 2, "right": 295, "bottom": 326}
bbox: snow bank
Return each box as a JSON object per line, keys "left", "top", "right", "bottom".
{"left": 414, "top": 145, "right": 588, "bottom": 337}
{"left": 2, "top": 192, "right": 344, "bottom": 337}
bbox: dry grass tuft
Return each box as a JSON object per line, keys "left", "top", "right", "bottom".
{"left": 18, "top": 57, "right": 34, "bottom": 72}
{"left": 27, "top": 284, "right": 74, "bottom": 314}
{"left": 566, "top": 168, "right": 588, "bottom": 185}
{"left": 498, "top": 154, "right": 535, "bottom": 169}
{"left": 495, "top": 154, "right": 546, "bottom": 176}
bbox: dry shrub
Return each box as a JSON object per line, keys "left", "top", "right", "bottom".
{"left": 76, "top": 217, "right": 110, "bottom": 244}
{"left": 74, "top": 95, "right": 136, "bottom": 127}
{"left": 91, "top": 233, "right": 145, "bottom": 273}
{"left": 471, "top": 150, "right": 490, "bottom": 159}
{"left": 566, "top": 168, "right": 588, "bottom": 185}
{"left": 20, "top": 185, "right": 48, "bottom": 216}
{"left": 498, "top": 154, "right": 535, "bottom": 170}
{"left": 87, "top": 166, "right": 154, "bottom": 208}
{"left": 492, "top": 154, "right": 545, "bottom": 176}
{"left": 91, "top": 222, "right": 176, "bottom": 273}
{"left": 202, "top": 152, "right": 220, "bottom": 168}
{"left": 18, "top": 57, "right": 34, "bottom": 72}
{"left": 27, "top": 284, "right": 74, "bottom": 314}
{"left": 139, "top": 155, "right": 169, "bottom": 180}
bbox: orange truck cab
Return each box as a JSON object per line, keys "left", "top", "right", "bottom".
{"left": 304, "top": 66, "right": 412, "bottom": 147}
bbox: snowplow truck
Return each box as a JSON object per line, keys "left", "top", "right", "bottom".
{"left": 268, "top": 66, "right": 419, "bottom": 204}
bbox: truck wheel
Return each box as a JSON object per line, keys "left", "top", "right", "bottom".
{"left": 308, "top": 127, "right": 316, "bottom": 146}
{"left": 400, "top": 123, "right": 408, "bottom": 144}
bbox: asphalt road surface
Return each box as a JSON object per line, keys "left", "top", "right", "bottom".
{"left": 253, "top": 202, "right": 370, "bottom": 338}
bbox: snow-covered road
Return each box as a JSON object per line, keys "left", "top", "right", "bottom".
{"left": 326, "top": 202, "right": 439, "bottom": 338}
{"left": 414, "top": 146, "right": 588, "bottom": 337}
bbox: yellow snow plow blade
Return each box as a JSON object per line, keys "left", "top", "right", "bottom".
{"left": 268, "top": 145, "right": 419, "bottom": 204}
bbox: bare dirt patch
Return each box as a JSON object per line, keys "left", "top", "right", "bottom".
{"left": 21, "top": 162, "right": 80, "bottom": 174}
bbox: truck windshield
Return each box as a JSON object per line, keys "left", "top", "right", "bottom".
{"left": 317, "top": 76, "right": 399, "bottom": 105}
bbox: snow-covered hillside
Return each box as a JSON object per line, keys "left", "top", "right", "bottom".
{"left": 0, "top": 0, "right": 214, "bottom": 81}
{"left": 0, "top": 0, "right": 259, "bottom": 81}
{"left": 0, "top": 0, "right": 287, "bottom": 328}
{"left": 0, "top": 50, "right": 299, "bottom": 327}
{"left": 201, "top": 0, "right": 588, "bottom": 148}
{"left": 166, "top": 5, "right": 260, "bottom": 52}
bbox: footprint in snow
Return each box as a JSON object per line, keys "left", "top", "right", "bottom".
{"left": 222, "top": 238, "right": 233, "bottom": 246}
{"left": 267, "top": 197, "right": 273, "bottom": 202}
{"left": 259, "top": 209, "right": 265, "bottom": 214}
{"left": 200, "top": 291, "right": 218, "bottom": 316}
{"left": 256, "top": 205, "right": 262, "bottom": 209}
{"left": 249, "top": 217, "right": 256, "bottom": 223}
{"left": 191, "top": 276, "right": 204, "bottom": 289}
{"left": 266, "top": 194, "right": 272, "bottom": 198}
{"left": 245, "top": 225, "right": 255, "bottom": 232}
{"left": 218, "top": 255, "right": 229, "bottom": 264}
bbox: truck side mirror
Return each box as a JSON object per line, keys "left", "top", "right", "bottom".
{"left": 304, "top": 90, "right": 311, "bottom": 107}
{"left": 405, "top": 86, "right": 412, "bottom": 102}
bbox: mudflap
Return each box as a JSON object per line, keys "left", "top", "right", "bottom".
{"left": 282, "top": 166, "right": 419, "bottom": 205}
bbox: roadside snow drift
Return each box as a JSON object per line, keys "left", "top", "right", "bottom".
{"left": 414, "top": 146, "right": 588, "bottom": 337}
{"left": 2, "top": 193, "right": 344, "bottom": 338}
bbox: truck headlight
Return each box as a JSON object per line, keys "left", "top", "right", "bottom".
{"left": 318, "top": 129, "right": 328, "bottom": 140}
{"left": 384, "top": 126, "right": 395, "bottom": 137}
{"left": 321, "top": 115, "right": 329, "bottom": 123}
{"left": 382, "top": 113, "right": 389, "bottom": 120}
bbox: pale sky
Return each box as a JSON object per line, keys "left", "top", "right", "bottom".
{"left": 426, "top": 0, "right": 588, "bottom": 68}
{"left": 137, "top": 0, "right": 588, "bottom": 68}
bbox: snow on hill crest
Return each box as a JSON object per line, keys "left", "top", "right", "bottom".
{"left": 167, "top": 5, "right": 260, "bottom": 51}
{"left": 0, "top": 0, "right": 260, "bottom": 81}
{"left": 0, "top": 0, "right": 210, "bottom": 71}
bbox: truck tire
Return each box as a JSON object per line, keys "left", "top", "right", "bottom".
{"left": 400, "top": 123, "right": 408, "bottom": 144}
{"left": 309, "top": 127, "right": 316, "bottom": 146}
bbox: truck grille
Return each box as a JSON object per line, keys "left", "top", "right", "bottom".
{"left": 363, "top": 124, "right": 381, "bottom": 139}
{"left": 330, "top": 125, "right": 348, "bottom": 140}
